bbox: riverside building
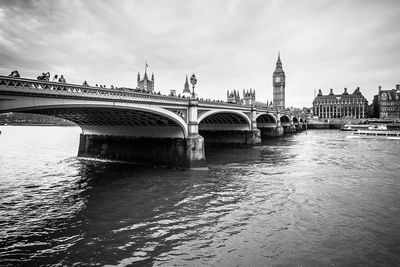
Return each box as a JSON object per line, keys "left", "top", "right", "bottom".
{"left": 312, "top": 87, "right": 368, "bottom": 119}
{"left": 376, "top": 85, "right": 400, "bottom": 119}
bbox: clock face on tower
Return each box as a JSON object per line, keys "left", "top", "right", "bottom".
{"left": 275, "top": 77, "right": 281, "bottom": 83}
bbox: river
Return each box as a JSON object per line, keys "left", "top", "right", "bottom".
{"left": 0, "top": 126, "right": 400, "bottom": 266}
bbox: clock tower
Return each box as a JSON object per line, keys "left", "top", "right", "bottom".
{"left": 273, "top": 52, "right": 285, "bottom": 109}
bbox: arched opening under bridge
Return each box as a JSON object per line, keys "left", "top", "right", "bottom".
{"left": 5, "top": 104, "right": 196, "bottom": 168}
{"left": 198, "top": 111, "right": 259, "bottom": 145}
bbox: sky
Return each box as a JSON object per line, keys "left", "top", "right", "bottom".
{"left": 0, "top": 0, "right": 399, "bottom": 108}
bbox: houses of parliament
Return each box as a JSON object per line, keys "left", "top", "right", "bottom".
{"left": 137, "top": 55, "right": 288, "bottom": 109}
{"left": 227, "top": 53, "right": 286, "bottom": 108}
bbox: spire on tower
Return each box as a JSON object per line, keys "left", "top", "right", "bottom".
{"left": 183, "top": 74, "right": 191, "bottom": 95}
{"left": 274, "top": 52, "right": 284, "bottom": 74}
{"left": 151, "top": 73, "right": 155, "bottom": 91}
{"left": 144, "top": 62, "right": 149, "bottom": 80}
{"left": 276, "top": 52, "right": 282, "bottom": 66}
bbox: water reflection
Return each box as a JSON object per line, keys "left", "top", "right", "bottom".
{"left": 49, "top": 160, "right": 254, "bottom": 266}
{"left": 1, "top": 127, "right": 400, "bottom": 266}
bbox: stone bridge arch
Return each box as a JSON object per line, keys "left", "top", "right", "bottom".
{"left": 6, "top": 103, "right": 188, "bottom": 138}
{"left": 256, "top": 113, "right": 277, "bottom": 128}
{"left": 198, "top": 110, "right": 252, "bottom": 131}
{"left": 280, "top": 114, "right": 291, "bottom": 127}
{"left": 197, "top": 110, "right": 259, "bottom": 145}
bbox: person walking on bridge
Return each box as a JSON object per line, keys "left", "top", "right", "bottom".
{"left": 58, "top": 75, "right": 66, "bottom": 83}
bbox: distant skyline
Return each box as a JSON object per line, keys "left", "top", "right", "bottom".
{"left": 1, "top": 0, "right": 399, "bottom": 107}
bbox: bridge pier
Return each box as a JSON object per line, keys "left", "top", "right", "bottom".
{"left": 186, "top": 99, "right": 207, "bottom": 168}
{"left": 76, "top": 97, "right": 207, "bottom": 169}
{"left": 259, "top": 126, "right": 284, "bottom": 137}
{"left": 185, "top": 134, "right": 206, "bottom": 168}
{"left": 199, "top": 129, "right": 261, "bottom": 145}
{"left": 283, "top": 125, "right": 296, "bottom": 134}
{"left": 78, "top": 134, "right": 206, "bottom": 169}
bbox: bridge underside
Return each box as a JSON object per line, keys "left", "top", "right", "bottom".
{"left": 16, "top": 107, "right": 185, "bottom": 138}
{"left": 199, "top": 112, "right": 250, "bottom": 131}
{"left": 198, "top": 112, "right": 260, "bottom": 145}
{"left": 256, "top": 114, "right": 283, "bottom": 137}
{"left": 279, "top": 115, "right": 294, "bottom": 134}
{"left": 12, "top": 107, "right": 205, "bottom": 168}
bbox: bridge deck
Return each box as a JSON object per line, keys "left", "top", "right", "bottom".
{"left": 0, "top": 75, "right": 278, "bottom": 112}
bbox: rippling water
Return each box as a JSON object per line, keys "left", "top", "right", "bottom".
{"left": 1, "top": 126, "right": 400, "bottom": 266}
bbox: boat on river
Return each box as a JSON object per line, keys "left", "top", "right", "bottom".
{"left": 340, "top": 124, "right": 371, "bottom": 131}
{"left": 346, "top": 126, "right": 400, "bottom": 140}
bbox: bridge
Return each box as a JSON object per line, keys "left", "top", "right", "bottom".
{"left": 0, "top": 75, "right": 306, "bottom": 168}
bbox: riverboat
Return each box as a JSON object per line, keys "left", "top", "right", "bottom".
{"left": 340, "top": 124, "right": 371, "bottom": 131}
{"left": 346, "top": 129, "right": 400, "bottom": 140}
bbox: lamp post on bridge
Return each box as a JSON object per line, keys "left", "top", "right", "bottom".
{"left": 190, "top": 73, "right": 197, "bottom": 99}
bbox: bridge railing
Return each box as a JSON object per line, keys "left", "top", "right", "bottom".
{"left": 0, "top": 75, "right": 190, "bottom": 104}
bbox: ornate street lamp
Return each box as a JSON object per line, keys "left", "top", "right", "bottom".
{"left": 190, "top": 73, "right": 197, "bottom": 98}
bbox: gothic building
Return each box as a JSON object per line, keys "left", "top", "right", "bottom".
{"left": 227, "top": 90, "right": 241, "bottom": 104}
{"left": 182, "top": 74, "right": 191, "bottom": 97}
{"left": 137, "top": 71, "right": 154, "bottom": 92}
{"left": 243, "top": 89, "right": 256, "bottom": 106}
{"left": 273, "top": 53, "right": 285, "bottom": 109}
{"left": 227, "top": 89, "right": 255, "bottom": 106}
{"left": 312, "top": 87, "right": 368, "bottom": 119}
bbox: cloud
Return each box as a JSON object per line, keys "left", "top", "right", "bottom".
{"left": 1, "top": 0, "right": 400, "bottom": 107}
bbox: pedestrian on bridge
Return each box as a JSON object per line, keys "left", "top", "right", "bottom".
{"left": 8, "top": 70, "right": 20, "bottom": 77}
{"left": 58, "top": 75, "right": 66, "bottom": 83}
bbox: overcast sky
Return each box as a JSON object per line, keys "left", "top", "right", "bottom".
{"left": 1, "top": 0, "right": 399, "bottom": 107}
